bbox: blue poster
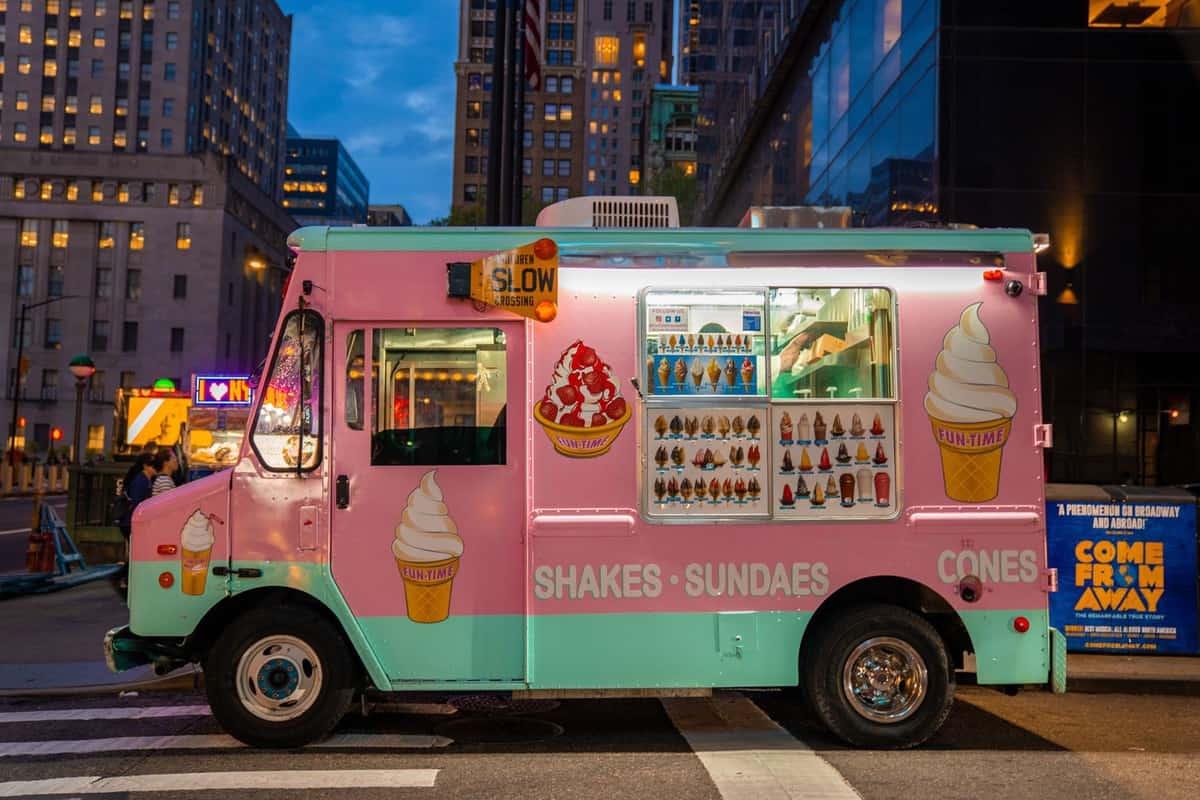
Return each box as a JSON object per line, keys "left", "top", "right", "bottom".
{"left": 1047, "top": 501, "right": 1198, "bottom": 654}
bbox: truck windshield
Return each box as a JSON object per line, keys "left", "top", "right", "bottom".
{"left": 249, "top": 309, "right": 323, "bottom": 472}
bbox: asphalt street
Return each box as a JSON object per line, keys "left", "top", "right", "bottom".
{"left": 0, "top": 686, "right": 1195, "bottom": 799}
{"left": 0, "top": 496, "right": 66, "bottom": 574}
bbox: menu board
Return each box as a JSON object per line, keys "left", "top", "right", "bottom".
{"left": 646, "top": 406, "right": 769, "bottom": 518}
{"left": 769, "top": 404, "right": 896, "bottom": 518}
{"left": 644, "top": 293, "right": 765, "bottom": 397}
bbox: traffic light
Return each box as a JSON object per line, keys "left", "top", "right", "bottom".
{"left": 50, "top": 427, "right": 63, "bottom": 442}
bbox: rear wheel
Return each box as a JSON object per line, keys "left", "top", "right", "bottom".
{"left": 205, "top": 606, "right": 355, "bottom": 748}
{"left": 804, "top": 604, "right": 953, "bottom": 748}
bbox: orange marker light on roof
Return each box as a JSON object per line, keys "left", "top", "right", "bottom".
{"left": 535, "top": 300, "right": 558, "bottom": 323}
{"left": 533, "top": 238, "right": 558, "bottom": 260}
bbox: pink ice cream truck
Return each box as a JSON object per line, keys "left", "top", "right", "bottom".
{"left": 106, "top": 203, "right": 1063, "bottom": 749}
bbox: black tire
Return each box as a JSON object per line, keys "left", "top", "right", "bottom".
{"left": 804, "top": 604, "right": 953, "bottom": 749}
{"left": 204, "top": 605, "right": 356, "bottom": 748}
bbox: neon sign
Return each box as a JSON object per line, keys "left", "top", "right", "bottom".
{"left": 193, "top": 375, "right": 254, "bottom": 406}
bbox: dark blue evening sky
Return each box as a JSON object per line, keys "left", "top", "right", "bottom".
{"left": 279, "top": 1, "right": 457, "bottom": 224}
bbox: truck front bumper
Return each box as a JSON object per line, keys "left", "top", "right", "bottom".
{"left": 104, "top": 625, "right": 190, "bottom": 674}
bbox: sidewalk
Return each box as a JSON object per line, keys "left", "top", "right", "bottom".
{"left": 0, "top": 579, "right": 197, "bottom": 696}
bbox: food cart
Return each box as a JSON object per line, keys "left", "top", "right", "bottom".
{"left": 186, "top": 375, "right": 253, "bottom": 478}
{"left": 112, "top": 380, "right": 191, "bottom": 459}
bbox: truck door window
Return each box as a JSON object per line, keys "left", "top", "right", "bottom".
{"left": 249, "top": 309, "right": 323, "bottom": 472}
{"left": 370, "top": 327, "right": 506, "bottom": 466}
{"left": 344, "top": 329, "right": 365, "bottom": 431}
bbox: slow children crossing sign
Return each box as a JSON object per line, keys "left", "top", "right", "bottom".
{"left": 469, "top": 238, "right": 559, "bottom": 322}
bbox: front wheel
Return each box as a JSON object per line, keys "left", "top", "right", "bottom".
{"left": 205, "top": 606, "right": 356, "bottom": 748}
{"left": 805, "top": 604, "right": 953, "bottom": 748}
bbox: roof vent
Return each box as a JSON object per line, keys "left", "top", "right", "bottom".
{"left": 536, "top": 196, "right": 679, "bottom": 228}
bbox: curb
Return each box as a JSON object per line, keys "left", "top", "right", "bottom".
{"left": 0, "top": 665, "right": 202, "bottom": 699}
{"left": 1064, "top": 676, "right": 1200, "bottom": 697}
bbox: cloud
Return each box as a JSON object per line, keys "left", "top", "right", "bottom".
{"left": 281, "top": 0, "right": 459, "bottom": 222}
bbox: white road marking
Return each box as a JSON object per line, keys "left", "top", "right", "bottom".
{"left": 0, "top": 705, "right": 211, "bottom": 724}
{"left": 0, "top": 732, "right": 453, "bottom": 757}
{"left": 0, "top": 769, "right": 440, "bottom": 796}
{"left": 663, "top": 692, "right": 862, "bottom": 800}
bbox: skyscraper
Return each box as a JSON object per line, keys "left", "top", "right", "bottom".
{"left": 1, "top": 0, "right": 294, "bottom": 457}
{"left": 284, "top": 133, "right": 370, "bottom": 227}
{"left": 581, "top": 0, "right": 673, "bottom": 195}
{"left": 452, "top": 0, "right": 587, "bottom": 220}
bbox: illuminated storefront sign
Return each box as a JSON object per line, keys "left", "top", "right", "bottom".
{"left": 193, "top": 375, "right": 253, "bottom": 406}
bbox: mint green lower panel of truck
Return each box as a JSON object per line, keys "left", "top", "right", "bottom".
{"left": 128, "top": 561, "right": 1049, "bottom": 689}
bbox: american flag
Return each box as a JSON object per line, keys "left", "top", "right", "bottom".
{"left": 523, "top": 0, "right": 544, "bottom": 90}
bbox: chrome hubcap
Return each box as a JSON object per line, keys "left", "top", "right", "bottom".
{"left": 236, "top": 635, "right": 322, "bottom": 722}
{"left": 842, "top": 636, "right": 927, "bottom": 724}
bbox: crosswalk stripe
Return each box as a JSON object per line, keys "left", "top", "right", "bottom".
{"left": 663, "top": 692, "right": 862, "bottom": 800}
{"left": 0, "top": 769, "right": 440, "bottom": 796}
{"left": 0, "top": 732, "right": 452, "bottom": 758}
{"left": 0, "top": 705, "right": 211, "bottom": 724}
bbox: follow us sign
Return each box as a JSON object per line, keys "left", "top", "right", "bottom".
{"left": 1047, "top": 499, "right": 1199, "bottom": 654}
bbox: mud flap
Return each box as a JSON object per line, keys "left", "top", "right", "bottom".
{"left": 1049, "top": 626, "right": 1067, "bottom": 694}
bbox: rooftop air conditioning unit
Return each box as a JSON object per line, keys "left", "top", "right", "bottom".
{"left": 536, "top": 196, "right": 680, "bottom": 228}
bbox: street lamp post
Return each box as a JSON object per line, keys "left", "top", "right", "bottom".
{"left": 68, "top": 354, "right": 96, "bottom": 465}
{"left": 7, "top": 296, "right": 82, "bottom": 465}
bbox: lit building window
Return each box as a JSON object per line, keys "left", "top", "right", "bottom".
{"left": 40, "top": 181, "right": 54, "bottom": 200}
{"left": 40, "top": 127, "right": 55, "bottom": 145}
{"left": 143, "top": 1, "right": 154, "bottom": 20}
{"left": 95, "top": 0, "right": 106, "bottom": 14}
{"left": 52, "top": 221, "right": 70, "bottom": 249}
{"left": 168, "top": 184, "right": 179, "bottom": 205}
{"left": 18, "top": 57, "right": 32, "bottom": 75}
{"left": 15, "top": 92, "right": 29, "bottom": 111}
{"left": 176, "top": 222, "right": 192, "bottom": 250}
{"left": 14, "top": 182, "right": 26, "bottom": 200}
{"left": 119, "top": 0, "right": 132, "bottom": 19}
{"left": 559, "top": 104, "right": 573, "bottom": 121}
{"left": 88, "top": 127, "right": 101, "bottom": 145}
{"left": 66, "top": 95, "right": 79, "bottom": 113}
{"left": 14, "top": 123, "right": 29, "bottom": 143}
{"left": 67, "top": 181, "right": 80, "bottom": 201}
{"left": 20, "top": 220, "right": 38, "bottom": 248}
{"left": 69, "top": 28, "right": 82, "bottom": 46}
{"left": 89, "top": 96, "right": 103, "bottom": 114}
{"left": 45, "top": 28, "right": 60, "bottom": 46}
{"left": 87, "top": 425, "right": 105, "bottom": 452}
{"left": 594, "top": 35, "right": 619, "bottom": 66}
{"left": 91, "top": 181, "right": 104, "bottom": 202}
{"left": 48, "top": 0, "right": 62, "bottom": 10}
{"left": 114, "top": 130, "right": 128, "bottom": 148}
{"left": 44, "top": 61, "right": 59, "bottom": 77}
{"left": 129, "top": 222, "right": 145, "bottom": 250}
{"left": 98, "top": 222, "right": 115, "bottom": 249}
{"left": 633, "top": 33, "right": 646, "bottom": 67}
{"left": 18, "top": 25, "right": 32, "bottom": 44}
{"left": 42, "top": 96, "right": 57, "bottom": 112}
{"left": 192, "top": 185, "right": 204, "bottom": 205}
{"left": 588, "top": 169, "right": 597, "bottom": 182}
{"left": 117, "top": 183, "right": 130, "bottom": 203}
{"left": 116, "top": 97, "right": 128, "bottom": 116}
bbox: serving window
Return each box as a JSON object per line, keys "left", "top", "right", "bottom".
{"left": 640, "top": 285, "right": 898, "bottom": 522}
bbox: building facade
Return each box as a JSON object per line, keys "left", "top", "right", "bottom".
{"left": 697, "top": 0, "right": 1200, "bottom": 485}
{"left": 641, "top": 83, "right": 697, "bottom": 185}
{"left": 367, "top": 204, "right": 412, "bottom": 226}
{"left": 581, "top": 0, "right": 673, "bottom": 195}
{"left": 0, "top": 0, "right": 294, "bottom": 456}
{"left": 451, "top": 0, "right": 587, "bottom": 219}
{"left": 283, "top": 134, "right": 370, "bottom": 227}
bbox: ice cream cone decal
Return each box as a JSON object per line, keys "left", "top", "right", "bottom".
{"left": 925, "top": 303, "right": 1017, "bottom": 502}
{"left": 179, "top": 510, "right": 218, "bottom": 596}
{"left": 392, "top": 470, "right": 465, "bottom": 623}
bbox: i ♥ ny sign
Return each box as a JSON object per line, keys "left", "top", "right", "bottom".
{"left": 194, "top": 375, "right": 253, "bottom": 406}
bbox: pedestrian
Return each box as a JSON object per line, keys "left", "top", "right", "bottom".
{"left": 151, "top": 450, "right": 178, "bottom": 496}
{"left": 142, "top": 440, "right": 159, "bottom": 458}
{"left": 118, "top": 455, "right": 156, "bottom": 539}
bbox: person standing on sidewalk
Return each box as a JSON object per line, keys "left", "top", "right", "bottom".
{"left": 151, "top": 451, "right": 178, "bottom": 496}
{"left": 118, "top": 456, "right": 156, "bottom": 539}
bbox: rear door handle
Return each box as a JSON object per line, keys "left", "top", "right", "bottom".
{"left": 336, "top": 474, "right": 350, "bottom": 509}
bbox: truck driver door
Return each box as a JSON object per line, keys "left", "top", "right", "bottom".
{"left": 330, "top": 322, "right": 526, "bottom": 683}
